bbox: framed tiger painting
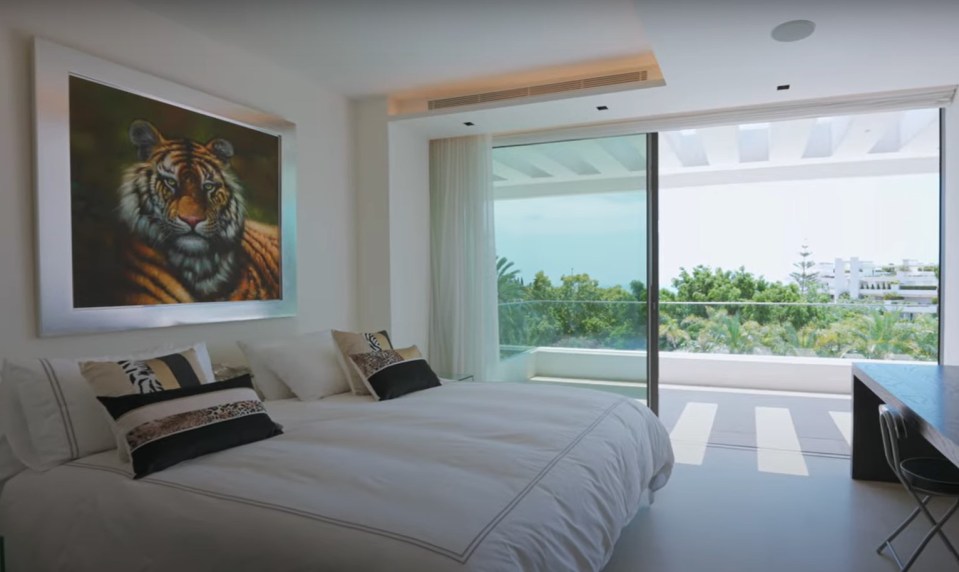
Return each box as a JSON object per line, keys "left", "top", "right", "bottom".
{"left": 33, "top": 39, "right": 297, "bottom": 335}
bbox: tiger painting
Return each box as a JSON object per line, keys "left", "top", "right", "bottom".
{"left": 114, "top": 120, "right": 281, "bottom": 305}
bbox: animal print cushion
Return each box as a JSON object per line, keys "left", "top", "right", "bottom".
{"left": 348, "top": 345, "right": 440, "bottom": 401}
{"left": 96, "top": 375, "right": 282, "bottom": 478}
{"left": 331, "top": 330, "right": 394, "bottom": 395}
{"left": 80, "top": 348, "right": 208, "bottom": 397}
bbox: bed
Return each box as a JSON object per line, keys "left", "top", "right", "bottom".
{"left": 0, "top": 381, "right": 672, "bottom": 571}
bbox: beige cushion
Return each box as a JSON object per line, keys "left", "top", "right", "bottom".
{"left": 331, "top": 330, "right": 393, "bottom": 395}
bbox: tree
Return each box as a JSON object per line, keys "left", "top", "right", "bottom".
{"left": 790, "top": 244, "right": 819, "bottom": 297}
{"left": 496, "top": 256, "right": 524, "bottom": 303}
{"left": 685, "top": 308, "right": 761, "bottom": 355}
{"left": 850, "top": 309, "right": 915, "bottom": 359}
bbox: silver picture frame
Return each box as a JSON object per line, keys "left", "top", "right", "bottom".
{"left": 33, "top": 38, "right": 297, "bottom": 336}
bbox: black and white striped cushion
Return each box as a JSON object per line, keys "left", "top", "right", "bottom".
{"left": 96, "top": 375, "right": 282, "bottom": 478}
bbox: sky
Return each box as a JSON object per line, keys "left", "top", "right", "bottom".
{"left": 494, "top": 173, "right": 940, "bottom": 291}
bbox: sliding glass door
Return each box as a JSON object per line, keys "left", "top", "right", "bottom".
{"left": 492, "top": 133, "right": 659, "bottom": 411}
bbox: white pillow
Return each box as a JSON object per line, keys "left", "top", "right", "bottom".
{"left": 237, "top": 338, "right": 301, "bottom": 401}
{"left": 0, "top": 342, "right": 214, "bottom": 471}
{"left": 0, "top": 436, "right": 25, "bottom": 484}
{"left": 256, "top": 331, "right": 350, "bottom": 401}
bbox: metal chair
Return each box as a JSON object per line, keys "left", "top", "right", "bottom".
{"left": 877, "top": 404, "right": 959, "bottom": 571}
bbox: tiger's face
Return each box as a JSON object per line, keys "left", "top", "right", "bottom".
{"left": 118, "top": 120, "right": 246, "bottom": 296}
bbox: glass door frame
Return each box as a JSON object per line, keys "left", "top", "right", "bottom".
{"left": 646, "top": 132, "right": 660, "bottom": 414}
{"left": 490, "top": 130, "right": 661, "bottom": 415}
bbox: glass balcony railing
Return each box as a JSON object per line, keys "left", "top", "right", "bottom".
{"left": 498, "top": 300, "right": 938, "bottom": 362}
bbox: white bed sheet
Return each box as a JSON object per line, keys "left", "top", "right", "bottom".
{"left": 0, "top": 382, "right": 673, "bottom": 572}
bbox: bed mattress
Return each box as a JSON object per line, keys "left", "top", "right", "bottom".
{"left": 0, "top": 381, "right": 673, "bottom": 572}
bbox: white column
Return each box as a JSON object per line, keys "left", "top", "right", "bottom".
{"left": 849, "top": 257, "right": 862, "bottom": 299}
{"left": 833, "top": 258, "right": 846, "bottom": 300}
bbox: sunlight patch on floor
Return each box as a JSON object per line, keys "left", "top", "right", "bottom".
{"left": 669, "top": 402, "right": 718, "bottom": 465}
{"left": 755, "top": 407, "right": 809, "bottom": 476}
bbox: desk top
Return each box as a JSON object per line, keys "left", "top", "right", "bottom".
{"left": 854, "top": 363, "right": 959, "bottom": 465}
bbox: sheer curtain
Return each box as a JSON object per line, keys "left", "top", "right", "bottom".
{"left": 429, "top": 135, "right": 499, "bottom": 381}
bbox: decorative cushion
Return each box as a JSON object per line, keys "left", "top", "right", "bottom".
{"left": 348, "top": 345, "right": 440, "bottom": 401}
{"left": 80, "top": 348, "right": 208, "bottom": 396}
{"left": 332, "top": 330, "right": 393, "bottom": 395}
{"left": 0, "top": 343, "right": 215, "bottom": 471}
{"left": 96, "top": 375, "right": 282, "bottom": 479}
{"left": 256, "top": 331, "right": 351, "bottom": 401}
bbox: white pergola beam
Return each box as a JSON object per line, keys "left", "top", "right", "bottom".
{"left": 769, "top": 119, "right": 815, "bottom": 163}
{"left": 833, "top": 112, "right": 899, "bottom": 157}
{"left": 497, "top": 147, "right": 577, "bottom": 178}
{"left": 661, "top": 156, "right": 938, "bottom": 188}
{"left": 697, "top": 125, "right": 740, "bottom": 166}
{"left": 492, "top": 159, "right": 532, "bottom": 181}
{"left": 658, "top": 134, "right": 684, "bottom": 172}
{"left": 900, "top": 117, "right": 939, "bottom": 155}
{"left": 579, "top": 139, "right": 630, "bottom": 175}
{"left": 494, "top": 155, "right": 937, "bottom": 199}
{"left": 495, "top": 175, "right": 644, "bottom": 200}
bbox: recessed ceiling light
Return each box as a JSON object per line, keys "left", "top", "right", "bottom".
{"left": 771, "top": 20, "right": 816, "bottom": 42}
{"left": 463, "top": 121, "right": 474, "bottom": 126}
{"left": 596, "top": 105, "right": 609, "bottom": 111}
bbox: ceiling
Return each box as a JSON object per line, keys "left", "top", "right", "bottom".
{"left": 132, "top": 0, "right": 959, "bottom": 139}
{"left": 493, "top": 109, "right": 940, "bottom": 200}
{"left": 397, "top": 0, "right": 959, "bottom": 138}
{"left": 130, "top": 0, "right": 651, "bottom": 97}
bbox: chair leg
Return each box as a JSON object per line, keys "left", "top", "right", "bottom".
{"left": 909, "top": 491, "right": 959, "bottom": 562}
{"left": 900, "top": 498, "right": 959, "bottom": 572}
{"left": 878, "top": 498, "right": 927, "bottom": 553}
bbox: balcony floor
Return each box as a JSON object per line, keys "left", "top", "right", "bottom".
{"left": 528, "top": 378, "right": 851, "bottom": 473}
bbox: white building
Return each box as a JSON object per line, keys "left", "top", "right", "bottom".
{"left": 815, "top": 257, "right": 938, "bottom": 309}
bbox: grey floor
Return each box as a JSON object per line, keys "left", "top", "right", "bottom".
{"left": 529, "top": 380, "right": 959, "bottom": 571}
{"left": 604, "top": 443, "right": 959, "bottom": 572}
{"left": 658, "top": 385, "right": 851, "bottom": 456}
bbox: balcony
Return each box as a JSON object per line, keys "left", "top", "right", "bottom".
{"left": 495, "top": 300, "right": 938, "bottom": 394}
{"left": 495, "top": 300, "right": 935, "bottom": 470}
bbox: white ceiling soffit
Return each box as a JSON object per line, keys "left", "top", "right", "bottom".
{"left": 493, "top": 86, "right": 955, "bottom": 147}
{"left": 129, "top": 0, "right": 652, "bottom": 98}
{"left": 395, "top": 0, "right": 959, "bottom": 140}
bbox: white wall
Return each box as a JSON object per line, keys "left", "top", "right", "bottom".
{"left": 352, "top": 98, "right": 431, "bottom": 354}
{"left": 0, "top": 0, "right": 356, "bottom": 364}
{"left": 352, "top": 98, "right": 393, "bottom": 333}
{"left": 387, "top": 124, "right": 431, "bottom": 353}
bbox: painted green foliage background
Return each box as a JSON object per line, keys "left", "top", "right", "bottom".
{"left": 68, "top": 76, "right": 280, "bottom": 308}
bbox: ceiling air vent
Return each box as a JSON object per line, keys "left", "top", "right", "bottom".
{"left": 427, "top": 70, "right": 651, "bottom": 111}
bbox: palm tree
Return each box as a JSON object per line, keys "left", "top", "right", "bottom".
{"left": 691, "top": 308, "right": 760, "bottom": 354}
{"left": 496, "top": 256, "right": 524, "bottom": 303}
{"left": 659, "top": 313, "right": 691, "bottom": 351}
{"left": 851, "top": 309, "right": 915, "bottom": 359}
{"left": 813, "top": 320, "right": 857, "bottom": 358}
{"left": 908, "top": 314, "right": 939, "bottom": 361}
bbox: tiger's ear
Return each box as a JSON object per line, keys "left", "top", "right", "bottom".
{"left": 207, "top": 138, "right": 234, "bottom": 163}
{"left": 129, "top": 120, "right": 162, "bottom": 161}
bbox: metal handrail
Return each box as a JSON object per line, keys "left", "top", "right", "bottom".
{"left": 498, "top": 299, "right": 934, "bottom": 309}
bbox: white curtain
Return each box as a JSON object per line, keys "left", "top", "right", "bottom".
{"left": 429, "top": 135, "right": 499, "bottom": 381}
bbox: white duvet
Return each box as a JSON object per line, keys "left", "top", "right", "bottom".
{"left": 0, "top": 382, "right": 673, "bottom": 572}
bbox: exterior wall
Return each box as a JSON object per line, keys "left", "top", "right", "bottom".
{"left": 494, "top": 347, "right": 925, "bottom": 395}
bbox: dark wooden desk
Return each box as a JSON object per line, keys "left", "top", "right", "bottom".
{"left": 852, "top": 363, "right": 959, "bottom": 481}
